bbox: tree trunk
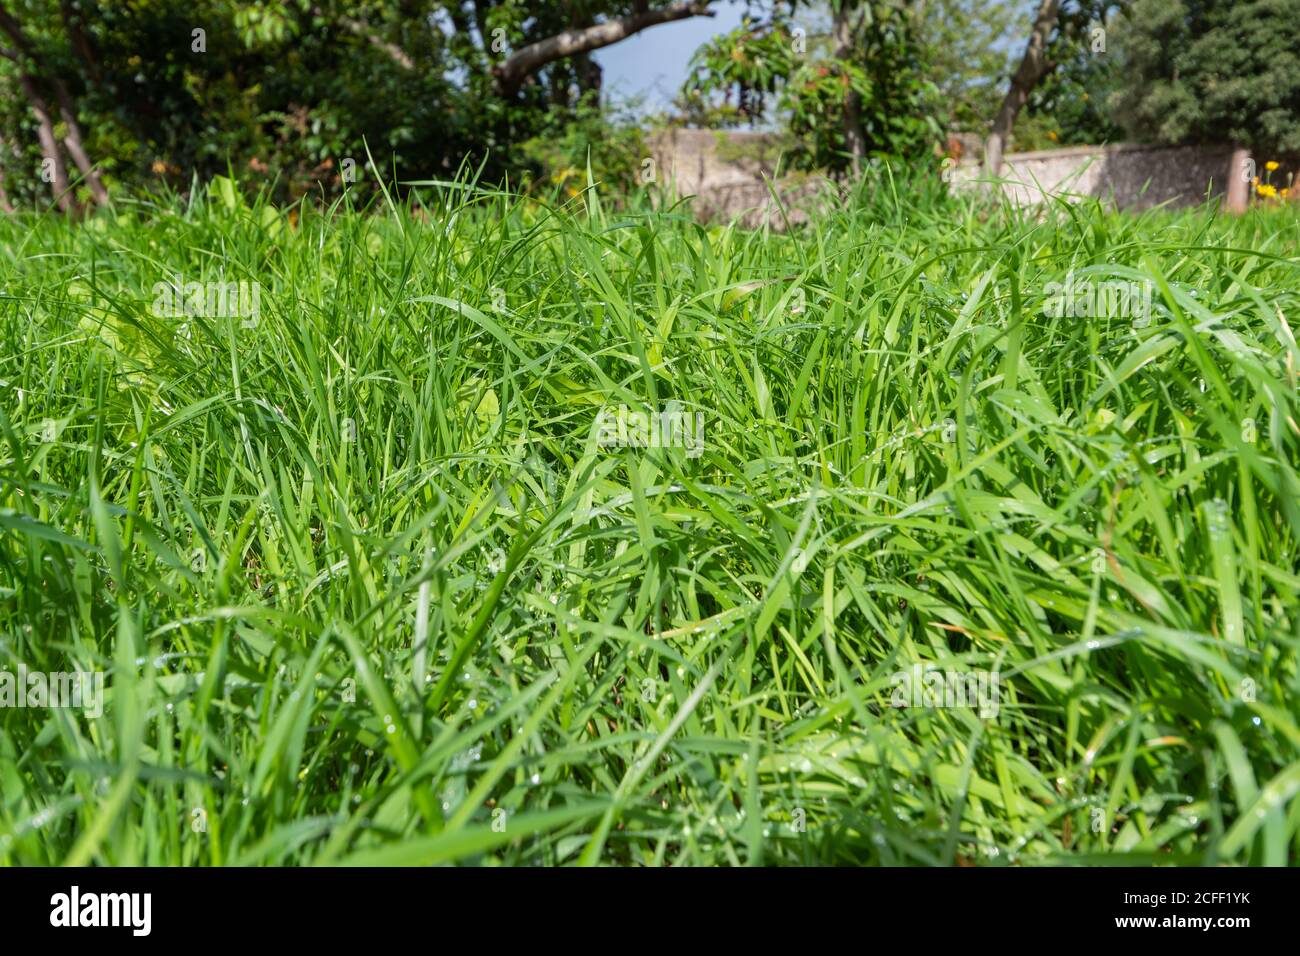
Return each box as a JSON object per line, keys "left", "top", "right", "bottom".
{"left": 577, "top": 54, "right": 603, "bottom": 99}
{"left": 53, "top": 87, "right": 109, "bottom": 206}
{"left": 15, "top": 71, "right": 78, "bottom": 213}
{"left": 0, "top": 136, "right": 14, "bottom": 212}
{"left": 985, "top": 0, "right": 1060, "bottom": 177}
{"left": 0, "top": 4, "right": 106, "bottom": 208}
{"left": 60, "top": 1, "right": 101, "bottom": 85}
{"left": 833, "top": 4, "right": 866, "bottom": 176}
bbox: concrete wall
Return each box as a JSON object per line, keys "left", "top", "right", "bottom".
{"left": 648, "top": 129, "right": 1255, "bottom": 220}
{"left": 949, "top": 142, "right": 1241, "bottom": 209}
{"left": 647, "top": 128, "right": 829, "bottom": 227}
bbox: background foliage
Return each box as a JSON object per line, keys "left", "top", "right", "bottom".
{"left": 1111, "top": 0, "right": 1300, "bottom": 154}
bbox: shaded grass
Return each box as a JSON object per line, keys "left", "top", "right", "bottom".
{"left": 1, "top": 173, "right": 1298, "bottom": 865}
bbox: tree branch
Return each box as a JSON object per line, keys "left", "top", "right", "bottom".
{"left": 312, "top": 5, "right": 415, "bottom": 70}
{"left": 833, "top": 4, "right": 866, "bottom": 176}
{"left": 984, "top": 0, "right": 1060, "bottom": 176}
{"left": 0, "top": 3, "right": 107, "bottom": 208}
{"left": 493, "top": 1, "right": 713, "bottom": 96}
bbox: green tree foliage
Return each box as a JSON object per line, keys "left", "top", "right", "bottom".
{"left": 518, "top": 94, "right": 648, "bottom": 197}
{"left": 1017, "top": 1, "right": 1127, "bottom": 148}
{"left": 0, "top": 0, "right": 683, "bottom": 206}
{"left": 1110, "top": 0, "right": 1300, "bottom": 152}
{"left": 680, "top": 1, "right": 941, "bottom": 171}
{"left": 916, "top": 0, "right": 1020, "bottom": 134}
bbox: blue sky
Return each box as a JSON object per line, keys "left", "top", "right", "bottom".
{"left": 591, "top": 4, "right": 748, "bottom": 113}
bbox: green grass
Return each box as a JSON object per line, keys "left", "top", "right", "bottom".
{"left": 1, "top": 173, "right": 1298, "bottom": 866}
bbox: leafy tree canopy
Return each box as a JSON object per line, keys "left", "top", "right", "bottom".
{"left": 1111, "top": 0, "right": 1300, "bottom": 153}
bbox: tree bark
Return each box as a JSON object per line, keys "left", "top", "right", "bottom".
{"left": 0, "top": 4, "right": 107, "bottom": 208}
{"left": 0, "top": 134, "right": 15, "bottom": 212}
{"left": 10, "top": 66, "right": 78, "bottom": 213}
{"left": 493, "top": 1, "right": 713, "bottom": 96}
{"left": 984, "top": 0, "right": 1060, "bottom": 177}
{"left": 311, "top": 5, "right": 415, "bottom": 70}
{"left": 52, "top": 85, "right": 109, "bottom": 206}
{"left": 833, "top": 4, "right": 867, "bottom": 176}
{"left": 60, "top": 1, "right": 101, "bottom": 86}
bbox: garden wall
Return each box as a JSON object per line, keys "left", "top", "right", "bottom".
{"left": 947, "top": 142, "right": 1242, "bottom": 210}
{"left": 647, "top": 128, "right": 828, "bottom": 227}
{"left": 648, "top": 130, "right": 1257, "bottom": 219}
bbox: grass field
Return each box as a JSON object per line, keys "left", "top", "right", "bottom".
{"left": 1, "top": 174, "right": 1298, "bottom": 866}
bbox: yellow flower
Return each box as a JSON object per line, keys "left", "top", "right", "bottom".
{"left": 1252, "top": 176, "right": 1260, "bottom": 185}
{"left": 550, "top": 165, "right": 579, "bottom": 185}
{"left": 1047, "top": 130, "right": 1058, "bottom": 141}
{"left": 1265, "top": 161, "right": 1280, "bottom": 171}
{"left": 1257, "top": 183, "right": 1278, "bottom": 198}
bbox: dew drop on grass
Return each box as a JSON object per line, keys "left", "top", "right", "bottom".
{"left": 1207, "top": 498, "right": 1230, "bottom": 536}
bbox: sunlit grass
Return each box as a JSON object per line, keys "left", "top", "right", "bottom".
{"left": 1, "top": 173, "right": 1297, "bottom": 865}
